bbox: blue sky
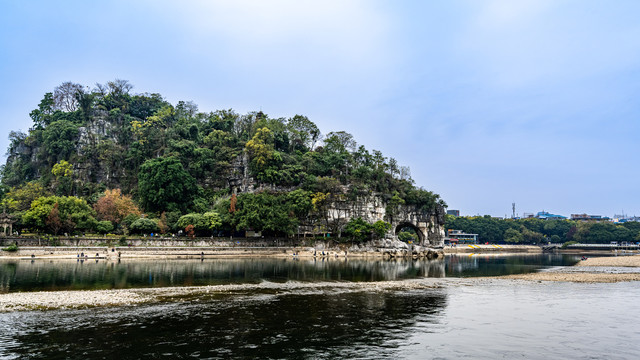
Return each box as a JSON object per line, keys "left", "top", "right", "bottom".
{"left": 1, "top": 0, "right": 639, "bottom": 218}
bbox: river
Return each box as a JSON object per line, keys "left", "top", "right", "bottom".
{"left": 1, "top": 254, "right": 639, "bottom": 359}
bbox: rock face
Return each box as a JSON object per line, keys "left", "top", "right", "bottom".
{"left": 75, "top": 112, "right": 119, "bottom": 185}
{"left": 301, "top": 195, "right": 445, "bottom": 248}
{"left": 228, "top": 152, "right": 256, "bottom": 194}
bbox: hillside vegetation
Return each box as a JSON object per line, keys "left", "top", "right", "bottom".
{"left": 1, "top": 80, "right": 445, "bottom": 239}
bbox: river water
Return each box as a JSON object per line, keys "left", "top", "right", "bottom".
{"left": 1, "top": 254, "right": 639, "bottom": 359}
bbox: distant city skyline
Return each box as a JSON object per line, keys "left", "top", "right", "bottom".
{"left": 1, "top": 0, "right": 639, "bottom": 217}
{"left": 453, "top": 206, "right": 639, "bottom": 219}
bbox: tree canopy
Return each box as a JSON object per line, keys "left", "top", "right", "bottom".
{"left": 446, "top": 215, "right": 640, "bottom": 245}
{"left": 1, "top": 80, "right": 445, "bottom": 238}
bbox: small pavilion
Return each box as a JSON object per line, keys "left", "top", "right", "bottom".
{"left": 0, "top": 211, "right": 15, "bottom": 237}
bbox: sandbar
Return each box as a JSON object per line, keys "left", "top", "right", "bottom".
{"left": 0, "top": 279, "right": 444, "bottom": 312}
{"left": 501, "top": 255, "right": 640, "bottom": 283}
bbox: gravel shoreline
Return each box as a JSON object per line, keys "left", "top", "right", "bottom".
{"left": 500, "top": 255, "right": 640, "bottom": 283}
{"left": 0, "top": 279, "right": 444, "bottom": 312}
{"left": 575, "top": 255, "right": 640, "bottom": 267}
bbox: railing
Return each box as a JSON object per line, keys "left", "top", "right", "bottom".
{"left": 566, "top": 243, "right": 639, "bottom": 250}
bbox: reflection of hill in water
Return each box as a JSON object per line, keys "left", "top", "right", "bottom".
{"left": 445, "top": 254, "right": 579, "bottom": 277}
{"left": 4, "top": 287, "right": 448, "bottom": 359}
{"left": 0, "top": 258, "right": 446, "bottom": 292}
{"left": 0, "top": 254, "right": 578, "bottom": 292}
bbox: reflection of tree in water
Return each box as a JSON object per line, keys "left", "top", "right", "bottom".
{"left": 1, "top": 258, "right": 447, "bottom": 292}
{"left": 445, "top": 254, "right": 578, "bottom": 277}
{"left": 0, "top": 262, "right": 17, "bottom": 293}
{"left": 3, "top": 255, "right": 576, "bottom": 291}
{"left": 5, "top": 289, "right": 448, "bottom": 359}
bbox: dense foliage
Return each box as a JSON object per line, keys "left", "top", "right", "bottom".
{"left": 1, "top": 80, "right": 444, "bottom": 238}
{"left": 445, "top": 215, "right": 640, "bottom": 244}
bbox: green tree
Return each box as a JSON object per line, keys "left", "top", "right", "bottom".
{"left": 22, "top": 195, "right": 96, "bottom": 234}
{"left": 285, "top": 189, "right": 313, "bottom": 219}
{"left": 95, "top": 220, "right": 114, "bottom": 234}
{"left": 229, "top": 192, "right": 304, "bottom": 236}
{"left": 372, "top": 220, "right": 391, "bottom": 239}
{"left": 343, "top": 217, "right": 373, "bottom": 243}
{"left": 1, "top": 181, "right": 49, "bottom": 214}
{"left": 138, "top": 156, "right": 197, "bottom": 213}
{"left": 42, "top": 120, "right": 79, "bottom": 163}
{"left": 520, "top": 226, "right": 544, "bottom": 244}
{"left": 398, "top": 230, "right": 417, "bottom": 242}
{"left": 51, "top": 160, "right": 74, "bottom": 195}
{"left": 203, "top": 211, "right": 222, "bottom": 232}
{"left": 176, "top": 213, "right": 205, "bottom": 232}
{"left": 29, "top": 93, "right": 55, "bottom": 129}
{"left": 176, "top": 211, "right": 221, "bottom": 236}
{"left": 245, "top": 127, "right": 275, "bottom": 171}
{"left": 504, "top": 228, "right": 523, "bottom": 243}
{"left": 287, "top": 115, "right": 320, "bottom": 150}
{"left": 129, "top": 218, "right": 159, "bottom": 234}
{"left": 385, "top": 192, "right": 405, "bottom": 221}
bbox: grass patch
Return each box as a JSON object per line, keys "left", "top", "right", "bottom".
{"left": 2, "top": 243, "right": 18, "bottom": 252}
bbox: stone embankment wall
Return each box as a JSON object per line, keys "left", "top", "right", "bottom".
{"left": 0, "top": 236, "right": 445, "bottom": 259}
{"left": 0, "top": 237, "right": 300, "bottom": 248}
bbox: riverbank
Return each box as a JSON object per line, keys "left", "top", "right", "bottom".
{"left": 1, "top": 240, "right": 447, "bottom": 259}
{"left": 443, "top": 244, "right": 541, "bottom": 253}
{"left": 575, "top": 255, "right": 640, "bottom": 267}
{"left": 500, "top": 255, "right": 640, "bottom": 283}
{"left": 0, "top": 246, "right": 407, "bottom": 260}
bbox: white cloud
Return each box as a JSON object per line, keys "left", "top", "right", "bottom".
{"left": 475, "top": 0, "right": 554, "bottom": 28}
{"left": 159, "top": 0, "right": 392, "bottom": 68}
{"left": 456, "top": 0, "right": 640, "bottom": 90}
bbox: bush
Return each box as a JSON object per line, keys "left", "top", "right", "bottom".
{"left": 177, "top": 213, "right": 205, "bottom": 231}
{"left": 398, "top": 231, "right": 417, "bottom": 243}
{"left": 343, "top": 217, "right": 373, "bottom": 243}
{"left": 121, "top": 214, "right": 140, "bottom": 229}
{"left": 176, "top": 212, "right": 222, "bottom": 236}
{"left": 372, "top": 220, "right": 391, "bottom": 239}
{"left": 129, "top": 218, "right": 159, "bottom": 234}
{"left": 95, "top": 220, "right": 114, "bottom": 234}
{"left": 561, "top": 240, "right": 578, "bottom": 249}
{"left": 2, "top": 243, "right": 18, "bottom": 252}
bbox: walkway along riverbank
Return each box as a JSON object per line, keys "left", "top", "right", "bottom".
{"left": 4, "top": 236, "right": 637, "bottom": 260}
{"left": 1, "top": 236, "right": 446, "bottom": 259}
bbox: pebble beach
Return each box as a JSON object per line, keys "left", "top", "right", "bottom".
{"left": 501, "top": 254, "right": 640, "bottom": 283}
{"left": 0, "top": 279, "right": 444, "bottom": 312}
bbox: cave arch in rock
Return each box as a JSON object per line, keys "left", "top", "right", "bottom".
{"left": 394, "top": 222, "right": 425, "bottom": 244}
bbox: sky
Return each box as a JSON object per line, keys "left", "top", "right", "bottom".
{"left": 1, "top": 0, "right": 639, "bottom": 218}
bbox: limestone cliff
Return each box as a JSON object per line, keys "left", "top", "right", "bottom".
{"left": 301, "top": 194, "right": 445, "bottom": 247}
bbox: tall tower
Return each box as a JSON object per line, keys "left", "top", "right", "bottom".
{"left": 512, "top": 202, "right": 516, "bottom": 219}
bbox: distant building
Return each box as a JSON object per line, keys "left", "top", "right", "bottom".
{"left": 570, "top": 214, "right": 610, "bottom": 222}
{"left": 447, "top": 209, "right": 460, "bottom": 217}
{"left": 535, "top": 211, "right": 567, "bottom": 220}
{"left": 613, "top": 215, "right": 640, "bottom": 223}
{"left": 522, "top": 212, "right": 534, "bottom": 219}
{"left": 445, "top": 229, "right": 479, "bottom": 245}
